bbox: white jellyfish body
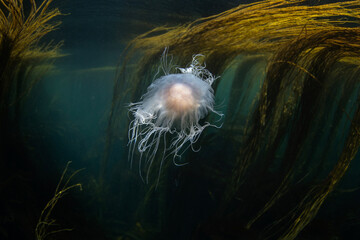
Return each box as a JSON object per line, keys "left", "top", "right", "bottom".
{"left": 128, "top": 50, "right": 222, "bottom": 183}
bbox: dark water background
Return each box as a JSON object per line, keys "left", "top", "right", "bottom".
{"left": 2, "top": 0, "right": 360, "bottom": 240}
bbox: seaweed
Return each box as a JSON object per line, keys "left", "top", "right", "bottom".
{"left": 0, "top": 1, "right": 64, "bottom": 239}
{"left": 103, "top": 0, "right": 360, "bottom": 239}
{"left": 35, "top": 161, "right": 83, "bottom": 240}
{"left": 227, "top": 29, "right": 360, "bottom": 239}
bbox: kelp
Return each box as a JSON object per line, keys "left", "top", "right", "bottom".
{"left": 0, "top": 0, "right": 62, "bottom": 207}
{"left": 0, "top": 1, "right": 63, "bottom": 239}
{"left": 228, "top": 29, "right": 360, "bottom": 194}
{"left": 35, "top": 161, "right": 83, "bottom": 240}
{"left": 107, "top": 0, "right": 360, "bottom": 133}
{"left": 0, "top": 0, "right": 62, "bottom": 130}
{"left": 280, "top": 106, "right": 360, "bottom": 236}
{"left": 104, "top": 0, "right": 360, "bottom": 239}
{"left": 105, "top": 0, "right": 360, "bottom": 168}
{"left": 230, "top": 29, "right": 360, "bottom": 239}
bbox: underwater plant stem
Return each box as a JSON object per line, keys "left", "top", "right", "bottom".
{"left": 280, "top": 103, "right": 360, "bottom": 240}
{"left": 35, "top": 161, "right": 83, "bottom": 240}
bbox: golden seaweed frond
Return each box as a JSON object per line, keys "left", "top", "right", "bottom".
{"left": 35, "top": 161, "right": 83, "bottom": 240}
{"left": 111, "top": 0, "right": 360, "bottom": 121}
{"left": 0, "top": 0, "right": 62, "bottom": 57}
{"left": 232, "top": 28, "right": 360, "bottom": 239}
{"left": 0, "top": 0, "right": 63, "bottom": 120}
{"left": 126, "top": 0, "right": 360, "bottom": 62}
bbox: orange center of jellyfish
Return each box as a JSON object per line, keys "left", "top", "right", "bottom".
{"left": 165, "top": 83, "right": 197, "bottom": 114}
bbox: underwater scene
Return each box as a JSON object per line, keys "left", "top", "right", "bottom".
{"left": 1, "top": 0, "right": 360, "bottom": 239}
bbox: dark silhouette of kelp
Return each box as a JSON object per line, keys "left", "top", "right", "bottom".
{"left": 0, "top": 0, "right": 63, "bottom": 159}
{"left": 0, "top": 0, "right": 62, "bottom": 123}
{"left": 0, "top": 1, "right": 64, "bottom": 239}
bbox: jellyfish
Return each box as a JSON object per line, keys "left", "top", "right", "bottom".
{"left": 128, "top": 49, "right": 222, "bottom": 183}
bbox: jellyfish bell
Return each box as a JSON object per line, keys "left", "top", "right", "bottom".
{"left": 128, "top": 49, "right": 222, "bottom": 183}
{"left": 165, "top": 82, "right": 196, "bottom": 115}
